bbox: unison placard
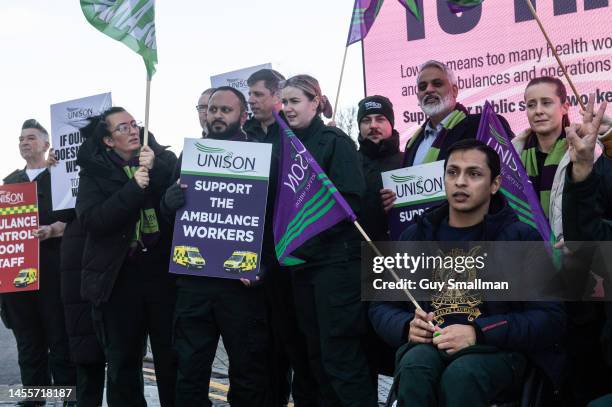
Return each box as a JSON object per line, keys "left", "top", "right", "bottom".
{"left": 169, "top": 138, "right": 272, "bottom": 281}
{"left": 50, "top": 92, "right": 112, "bottom": 210}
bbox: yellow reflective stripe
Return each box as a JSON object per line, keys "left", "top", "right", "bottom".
{"left": 0, "top": 205, "right": 38, "bottom": 216}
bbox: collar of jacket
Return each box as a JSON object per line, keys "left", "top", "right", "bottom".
{"left": 358, "top": 129, "right": 400, "bottom": 159}
{"left": 292, "top": 116, "right": 325, "bottom": 142}
{"left": 3, "top": 167, "right": 48, "bottom": 184}
{"left": 244, "top": 117, "right": 280, "bottom": 142}
{"left": 413, "top": 193, "right": 518, "bottom": 240}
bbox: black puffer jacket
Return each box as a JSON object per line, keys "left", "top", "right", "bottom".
{"left": 75, "top": 130, "right": 177, "bottom": 306}
{"left": 358, "top": 130, "right": 403, "bottom": 241}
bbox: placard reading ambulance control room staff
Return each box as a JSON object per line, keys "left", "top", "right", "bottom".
{"left": 0, "top": 182, "right": 39, "bottom": 294}
{"left": 382, "top": 160, "right": 446, "bottom": 240}
{"left": 169, "top": 138, "right": 272, "bottom": 281}
{"left": 50, "top": 92, "right": 112, "bottom": 210}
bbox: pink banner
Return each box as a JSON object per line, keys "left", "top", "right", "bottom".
{"left": 363, "top": 0, "right": 612, "bottom": 144}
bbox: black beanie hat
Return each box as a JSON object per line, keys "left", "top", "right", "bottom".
{"left": 357, "top": 95, "right": 394, "bottom": 127}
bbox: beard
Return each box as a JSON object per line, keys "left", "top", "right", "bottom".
{"left": 206, "top": 120, "right": 242, "bottom": 139}
{"left": 419, "top": 92, "right": 456, "bottom": 118}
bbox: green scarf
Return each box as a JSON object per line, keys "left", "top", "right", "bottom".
{"left": 405, "top": 107, "right": 468, "bottom": 165}
{"left": 519, "top": 132, "right": 566, "bottom": 219}
{"left": 122, "top": 164, "right": 160, "bottom": 250}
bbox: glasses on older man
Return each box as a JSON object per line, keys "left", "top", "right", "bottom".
{"left": 196, "top": 105, "right": 208, "bottom": 113}
{"left": 112, "top": 121, "right": 141, "bottom": 135}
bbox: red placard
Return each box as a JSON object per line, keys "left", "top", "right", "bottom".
{"left": 0, "top": 182, "right": 39, "bottom": 293}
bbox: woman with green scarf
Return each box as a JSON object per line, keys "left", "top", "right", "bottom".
{"left": 515, "top": 79, "right": 610, "bottom": 405}
{"left": 76, "top": 107, "right": 178, "bottom": 406}
{"left": 512, "top": 76, "right": 601, "bottom": 245}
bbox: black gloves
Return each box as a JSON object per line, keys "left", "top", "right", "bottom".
{"left": 160, "top": 182, "right": 186, "bottom": 220}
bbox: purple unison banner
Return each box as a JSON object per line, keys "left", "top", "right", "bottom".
{"left": 381, "top": 160, "right": 446, "bottom": 240}
{"left": 477, "top": 101, "right": 553, "bottom": 246}
{"left": 273, "top": 112, "right": 357, "bottom": 266}
{"left": 169, "top": 138, "right": 272, "bottom": 281}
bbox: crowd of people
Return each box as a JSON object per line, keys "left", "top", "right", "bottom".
{"left": 2, "top": 61, "right": 612, "bottom": 407}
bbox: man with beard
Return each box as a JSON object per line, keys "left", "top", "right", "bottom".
{"left": 356, "top": 95, "right": 404, "bottom": 385}
{"left": 357, "top": 95, "right": 404, "bottom": 241}
{"left": 196, "top": 88, "right": 216, "bottom": 137}
{"left": 381, "top": 60, "right": 512, "bottom": 211}
{"left": 161, "top": 87, "right": 272, "bottom": 407}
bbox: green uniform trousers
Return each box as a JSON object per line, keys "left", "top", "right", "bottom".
{"left": 394, "top": 343, "right": 526, "bottom": 407}
{"left": 291, "top": 259, "right": 377, "bottom": 407}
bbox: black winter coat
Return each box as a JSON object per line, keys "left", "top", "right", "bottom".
{"left": 244, "top": 118, "right": 282, "bottom": 269}
{"left": 288, "top": 116, "right": 365, "bottom": 267}
{"left": 563, "top": 157, "right": 612, "bottom": 367}
{"left": 75, "top": 132, "right": 177, "bottom": 306}
{"left": 358, "top": 130, "right": 403, "bottom": 241}
{"left": 58, "top": 212, "right": 104, "bottom": 364}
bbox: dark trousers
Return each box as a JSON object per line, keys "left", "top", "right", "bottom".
{"left": 291, "top": 260, "right": 377, "bottom": 407}
{"left": 93, "top": 269, "right": 177, "bottom": 407}
{"left": 264, "top": 267, "right": 319, "bottom": 406}
{"left": 173, "top": 279, "right": 270, "bottom": 407}
{"left": 2, "top": 289, "right": 75, "bottom": 387}
{"left": 564, "top": 302, "right": 612, "bottom": 406}
{"left": 76, "top": 362, "right": 106, "bottom": 407}
{"left": 395, "top": 343, "right": 526, "bottom": 407}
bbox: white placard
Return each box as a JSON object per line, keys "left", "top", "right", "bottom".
{"left": 50, "top": 93, "right": 112, "bottom": 210}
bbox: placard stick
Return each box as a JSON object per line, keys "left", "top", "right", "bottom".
{"left": 332, "top": 46, "right": 349, "bottom": 123}
{"left": 353, "top": 220, "right": 436, "bottom": 329}
{"left": 523, "top": 0, "right": 586, "bottom": 111}
{"left": 143, "top": 78, "right": 151, "bottom": 146}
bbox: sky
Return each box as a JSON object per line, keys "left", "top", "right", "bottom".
{"left": 0, "top": 0, "right": 365, "bottom": 173}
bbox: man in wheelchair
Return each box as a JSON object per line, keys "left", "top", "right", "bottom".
{"left": 369, "top": 140, "right": 565, "bottom": 406}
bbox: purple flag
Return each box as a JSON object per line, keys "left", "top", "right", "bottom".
{"left": 447, "top": 0, "right": 483, "bottom": 13}
{"left": 273, "top": 112, "right": 356, "bottom": 266}
{"left": 346, "top": 0, "right": 384, "bottom": 46}
{"left": 476, "top": 102, "right": 553, "bottom": 248}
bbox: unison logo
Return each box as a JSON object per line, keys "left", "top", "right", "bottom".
{"left": 282, "top": 137, "right": 313, "bottom": 194}
{"left": 195, "top": 143, "right": 256, "bottom": 174}
{"left": 392, "top": 174, "right": 443, "bottom": 198}
{"left": 0, "top": 191, "right": 24, "bottom": 205}
{"left": 225, "top": 78, "right": 247, "bottom": 89}
{"left": 485, "top": 124, "right": 520, "bottom": 172}
{"left": 66, "top": 107, "right": 94, "bottom": 121}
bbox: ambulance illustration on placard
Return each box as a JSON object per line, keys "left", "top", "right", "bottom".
{"left": 172, "top": 246, "right": 206, "bottom": 269}
{"left": 13, "top": 268, "right": 37, "bottom": 288}
{"left": 223, "top": 251, "right": 257, "bottom": 274}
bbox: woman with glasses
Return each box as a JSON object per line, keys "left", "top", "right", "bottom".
{"left": 75, "top": 107, "right": 178, "bottom": 407}
{"left": 279, "top": 75, "right": 377, "bottom": 406}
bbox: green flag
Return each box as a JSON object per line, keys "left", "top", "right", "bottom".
{"left": 81, "top": 0, "right": 158, "bottom": 79}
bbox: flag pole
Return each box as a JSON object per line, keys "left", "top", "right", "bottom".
{"left": 143, "top": 77, "right": 151, "bottom": 146}
{"left": 332, "top": 46, "right": 349, "bottom": 123}
{"left": 523, "top": 0, "right": 586, "bottom": 111}
{"left": 352, "top": 220, "right": 435, "bottom": 328}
